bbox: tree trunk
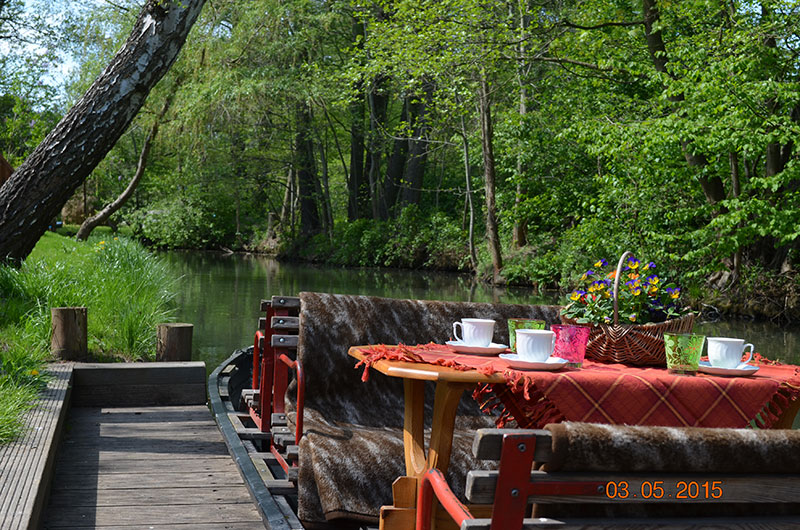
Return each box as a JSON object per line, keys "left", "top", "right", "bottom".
{"left": 729, "top": 151, "right": 742, "bottom": 285}
{"left": 295, "top": 102, "right": 322, "bottom": 235}
{"left": 76, "top": 84, "right": 179, "bottom": 241}
{"left": 641, "top": 0, "right": 726, "bottom": 206}
{"left": 460, "top": 112, "right": 477, "bottom": 272}
{"left": 0, "top": 0, "right": 206, "bottom": 263}
{"left": 478, "top": 74, "right": 503, "bottom": 283}
{"left": 398, "top": 86, "right": 432, "bottom": 209}
{"left": 281, "top": 168, "right": 295, "bottom": 230}
{"left": 380, "top": 99, "right": 409, "bottom": 219}
{"left": 348, "top": 18, "right": 367, "bottom": 221}
{"left": 367, "top": 77, "right": 389, "bottom": 220}
{"left": 512, "top": 1, "right": 528, "bottom": 248}
{"left": 348, "top": 89, "right": 367, "bottom": 221}
{"left": 318, "top": 130, "right": 334, "bottom": 235}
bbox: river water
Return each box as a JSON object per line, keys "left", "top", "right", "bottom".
{"left": 163, "top": 251, "right": 800, "bottom": 372}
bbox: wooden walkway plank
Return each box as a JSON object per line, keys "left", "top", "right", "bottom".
{"left": 51, "top": 522, "right": 264, "bottom": 530}
{"left": 43, "top": 405, "right": 266, "bottom": 529}
{"left": 56, "top": 436, "right": 230, "bottom": 453}
{"left": 0, "top": 363, "right": 73, "bottom": 530}
{"left": 54, "top": 455, "right": 236, "bottom": 475}
{"left": 47, "top": 486, "right": 256, "bottom": 507}
{"left": 44, "top": 503, "right": 264, "bottom": 527}
{"left": 66, "top": 406, "right": 215, "bottom": 423}
{"left": 50, "top": 470, "right": 248, "bottom": 490}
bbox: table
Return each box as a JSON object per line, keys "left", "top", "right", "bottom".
{"left": 349, "top": 343, "right": 800, "bottom": 529}
{"left": 349, "top": 345, "right": 502, "bottom": 529}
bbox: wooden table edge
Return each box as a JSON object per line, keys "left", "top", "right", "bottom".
{"left": 348, "top": 346, "right": 506, "bottom": 384}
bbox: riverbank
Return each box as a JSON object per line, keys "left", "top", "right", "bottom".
{"left": 0, "top": 233, "right": 178, "bottom": 443}
{"left": 60, "top": 218, "right": 800, "bottom": 325}
{"left": 170, "top": 234, "right": 800, "bottom": 325}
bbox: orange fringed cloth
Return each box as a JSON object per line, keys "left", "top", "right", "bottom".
{"left": 354, "top": 345, "right": 800, "bottom": 430}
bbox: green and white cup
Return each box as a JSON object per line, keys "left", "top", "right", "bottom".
{"left": 664, "top": 333, "right": 706, "bottom": 375}
{"left": 507, "top": 318, "right": 546, "bottom": 352}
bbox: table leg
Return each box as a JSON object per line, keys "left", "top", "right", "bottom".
{"left": 427, "top": 381, "right": 472, "bottom": 473}
{"left": 404, "top": 379, "right": 427, "bottom": 477}
{"left": 386, "top": 380, "right": 474, "bottom": 530}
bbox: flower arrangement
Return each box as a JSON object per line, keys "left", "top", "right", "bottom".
{"left": 561, "top": 256, "right": 686, "bottom": 325}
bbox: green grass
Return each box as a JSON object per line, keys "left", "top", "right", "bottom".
{"left": 0, "top": 232, "right": 177, "bottom": 443}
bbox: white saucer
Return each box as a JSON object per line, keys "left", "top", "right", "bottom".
{"left": 498, "top": 354, "right": 569, "bottom": 371}
{"left": 697, "top": 360, "right": 759, "bottom": 377}
{"left": 445, "top": 341, "right": 508, "bottom": 355}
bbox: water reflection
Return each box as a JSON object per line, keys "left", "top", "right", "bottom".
{"left": 162, "top": 251, "right": 800, "bottom": 371}
{"left": 695, "top": 319, "right": 800, "bottom": 364}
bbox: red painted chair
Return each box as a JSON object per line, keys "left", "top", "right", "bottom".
{"left": 416, "top": 426, "right": 800, "bottom": 529}
{"left": 248, "top": 295, "right": 304, "bottom": 477}
{"left": 416, "top": 430, "right": 602, "bottom": 530}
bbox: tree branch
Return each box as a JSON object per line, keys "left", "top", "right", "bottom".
{"left": 561, "top": 19, "right": 644, "bottom": 30}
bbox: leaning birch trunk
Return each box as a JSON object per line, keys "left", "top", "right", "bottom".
{"left": 0, "top": 0, "right": 206, "bottom": 263}
{"left": 51, "top": 307, "right": 88, "bottom": 361}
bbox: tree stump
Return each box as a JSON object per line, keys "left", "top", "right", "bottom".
{"left": 51, "top": 307, "right": 88, "bottom": 360}
{"left": 157, "top": 323, "right": 193, "bottom": 362}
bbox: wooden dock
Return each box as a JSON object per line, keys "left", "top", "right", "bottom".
{"left": 42, "top": 405, "right": 265, "bottom": 529}
{"left": 0, "top": 364, "right": 72, "bottom": 530}
{"left": 0, "top": 361, "right": 269, "bottom": 530}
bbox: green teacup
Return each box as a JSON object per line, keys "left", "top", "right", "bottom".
{"left": 508, "top": 318, "right": 546, "bottom": 352}
{"left": 664, "top": 333, "right": 706, "bottom": 375}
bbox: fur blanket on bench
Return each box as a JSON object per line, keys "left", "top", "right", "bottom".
{"left": 287, "top": 292, "right": 561, "bottom": 527}
{"left": 534, "top": 422, "right": 800, "bottom": 519}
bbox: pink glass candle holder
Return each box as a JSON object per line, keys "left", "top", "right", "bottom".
{"left": 552, "top": 324, "right": 590, "bottom": 368}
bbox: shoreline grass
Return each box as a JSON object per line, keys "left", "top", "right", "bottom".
{"left": 0, "top": 233, "right": 178, "bottom": 443}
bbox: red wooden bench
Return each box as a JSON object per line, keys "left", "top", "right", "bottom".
{"left": 418, "top": 424, "right": 800, "bottom": 529}
{"left": 243, "top": 295, "right": 303, "bottom": 480}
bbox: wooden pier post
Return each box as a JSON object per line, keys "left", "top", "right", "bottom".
{"left": 157, "top": 323, "right": 193, "bottom": 362}
{"left": 50, "top": 307, "right": 88, "bottom": 360}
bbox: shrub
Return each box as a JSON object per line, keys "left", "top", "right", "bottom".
{"left": 129, "top": 197, "right": 234, "bottom": 249}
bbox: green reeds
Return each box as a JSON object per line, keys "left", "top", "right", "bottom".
{"left": 0, "top": 233, "right": 178, "bottom": 442}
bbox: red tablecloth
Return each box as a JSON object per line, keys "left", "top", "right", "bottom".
{"left": 355, "top": 344, "right": 800, "bottom": 430}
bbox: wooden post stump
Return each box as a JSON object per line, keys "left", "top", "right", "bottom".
{"left": 157, "top": 323, "right": 193, "bottom": 362}
{"left": 51, "top": 307, "right": 88, "bottom": 360}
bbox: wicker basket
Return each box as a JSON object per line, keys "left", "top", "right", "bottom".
{"left": 560, "top": 251, "right": 695, "bottom": 366}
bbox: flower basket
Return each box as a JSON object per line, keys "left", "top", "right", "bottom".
{"left": 560, "top": 251, "right": 695, "bottom": 365}
{"left": 560, "top": 312, "right": 695, "bottom": 365}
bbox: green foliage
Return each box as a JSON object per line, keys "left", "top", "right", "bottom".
{"left": 0, "top": 380, "right": 38, "bottom": 444}
{"left": 294, "top": 205, "right": 469, "bottom": 270}
{"left": 129, "top": 196, "right": 235, "bottom": 249}
{"left": 0, "top": 93, "right": 60, "bottom": 165}
{"left": 9, "top": 0, "right": 800, "bottom": 317}
{"left": 0, "top": 233, "right": 177, "bottom": 362}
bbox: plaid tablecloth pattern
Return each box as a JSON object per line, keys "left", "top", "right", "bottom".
{"left": 354, "top": 344, "right": 800, "bottom": 429}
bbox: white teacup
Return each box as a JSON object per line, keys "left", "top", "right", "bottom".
{"left": 453, "top": 318, "right": 495, "bottom": 347}
{"left": 516, "top": 329, "right": 555, "bottom": 362}
{"left": 707, "top": 337, "right": 754, "bottom": 369}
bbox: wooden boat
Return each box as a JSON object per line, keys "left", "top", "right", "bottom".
{"left": 208, "top": 294, "right": 379, "bottom": 530}
{"left": 208, "top": 293, "right": 563, "bottom": 530}
{"left": 209, "top": 346, "right": 310, "bottom": 530}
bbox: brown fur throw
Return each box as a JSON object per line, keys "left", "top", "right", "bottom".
{"left": 542, "top": 421, "right": 800, "bottom": 473}
{"left": 287, "top": 292, "right": 561, "bottom": 525}
{"left": 534, "top": 422, "right": 800, "bottom": 519}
